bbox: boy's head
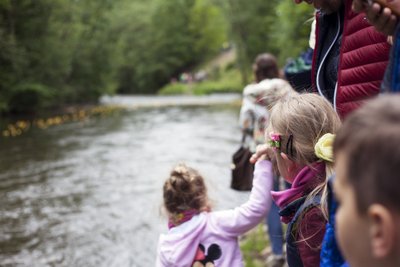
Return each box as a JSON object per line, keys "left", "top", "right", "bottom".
{"left": 333, "top": 95, "right": 400, "bottom": 267}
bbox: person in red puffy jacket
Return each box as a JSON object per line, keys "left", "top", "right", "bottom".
{"left": 295, "top": 0, "right": 391, "bottom": 118}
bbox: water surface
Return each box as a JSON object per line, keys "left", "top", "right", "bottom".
{"left": 0, "top": 95, "right": 250, "bottom": 267}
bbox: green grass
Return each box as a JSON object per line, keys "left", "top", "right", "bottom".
{"left": 240, "top": 224, "right": 270, "bottom": 267}
{"left": 158, "top": 68, "right": 243, "bottom": 95}
{"left": 158, "top": 48, "right": 244, "bottom": 96}
{"left": 157, "top": 83, "right": 188, "bottom": 95}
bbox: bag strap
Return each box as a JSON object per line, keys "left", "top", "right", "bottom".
{"left": 241, "top": 132, "right": 246, "bottom": 145}
{"left": 241, "top": 129, "right": 254, "bottom": 145}
{"left": 241, "top": 110, "right": 256, "bottom": 145}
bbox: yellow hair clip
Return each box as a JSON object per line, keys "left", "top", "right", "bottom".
{"left": 314, "top": 133, "right": 335, "bottom": 162}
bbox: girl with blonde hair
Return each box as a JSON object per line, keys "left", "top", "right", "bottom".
{"left": 251, "top": 93, "right": 341, "bottom": 267}
{"left": 156, "top": 161, "right": 273, "bottom": 267}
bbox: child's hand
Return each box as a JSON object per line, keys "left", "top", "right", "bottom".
{"left": 249, "top": 144, "right": 275, "bottom": 163}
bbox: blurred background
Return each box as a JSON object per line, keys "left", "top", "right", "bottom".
{"left": 0, "top": 0, "right": 313, "bottom": 266}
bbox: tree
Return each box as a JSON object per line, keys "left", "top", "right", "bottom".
{"left": 113, "top": 0, "right": 227, "bottom": 94}
{"left": 271, "top": 0, "right": 314, "bottom": 64}
{"left": 0, "top": 0, "right": 314, "bottom": 114}
{"left": 222, "top": 0, "right": 279, "bottom": 84}
{"left": 188, "top": 0, "right": 227, "bottom": 62}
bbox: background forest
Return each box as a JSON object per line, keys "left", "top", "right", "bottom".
{"left": 0, "top": 0, "right": 313, "bottom": 114}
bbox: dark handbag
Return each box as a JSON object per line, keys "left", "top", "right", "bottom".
{"left": 230, "top": 134, "right": 254, "bottom": 191}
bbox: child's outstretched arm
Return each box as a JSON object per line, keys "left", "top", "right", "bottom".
{"left": 210, "top": 157, "right": 273, "bottom": 237}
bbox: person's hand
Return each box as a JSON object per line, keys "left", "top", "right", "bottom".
{"left": 249, "top": 144, "right": 275, "bottom": 164}
{"left": 352, "top": 0, "right": 369, "bottom": 12}
{"left": 352, "top": 1, "right": 398, "bottom": 36}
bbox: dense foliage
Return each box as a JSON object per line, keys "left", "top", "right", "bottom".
{"left": 0, "top": 0, "right": 313, "bottom": 114}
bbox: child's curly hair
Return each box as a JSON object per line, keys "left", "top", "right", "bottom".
{"left": 163, "top": 164, "right": 210, "bottom": 218}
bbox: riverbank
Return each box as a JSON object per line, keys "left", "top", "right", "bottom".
{"left": 1, "top": 94, "right": 242, "bottom": 138}
{"left": 241, "top": 224, "right": 270, "bottom": 267}
{"left": 241, "top": 224, "right": 288, "bottom": 267}
{"left": 158, "top": 48, "right": 245, "bottom": 96}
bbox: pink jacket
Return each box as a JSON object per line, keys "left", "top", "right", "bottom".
{"left": 156, "top": 160, "right": 273, "bottom": 267}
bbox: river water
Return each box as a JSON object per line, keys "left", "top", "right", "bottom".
{"left": 0, "top": 94, "right": 251, "bottom": 267}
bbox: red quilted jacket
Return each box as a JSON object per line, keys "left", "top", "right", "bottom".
{"left": 312, "top": 0, "right": 390, "bottom": 119}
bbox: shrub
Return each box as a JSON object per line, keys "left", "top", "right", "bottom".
{"left": 8, "top": 83, "right": 53, "bottom": 113}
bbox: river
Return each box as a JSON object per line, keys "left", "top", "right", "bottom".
{"left": 0, "top": 94, "right": 251, "bottom": 267}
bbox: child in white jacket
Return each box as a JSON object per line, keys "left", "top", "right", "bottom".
{"left": 156, "top": 160, "right": 273, "bottom": 267}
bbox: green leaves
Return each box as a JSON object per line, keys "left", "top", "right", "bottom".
{"left": 272, "top": 0, "right": 314, "bottom": 63}
{"left": 0, "top": 0, "right": 314, "bottom": 114}
{"left": 8, "top": 83, "right": 53, "bottom": 113}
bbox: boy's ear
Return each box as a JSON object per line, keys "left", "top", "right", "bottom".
{"left": 368, "top": 204, "right": 395, "bottom": 259}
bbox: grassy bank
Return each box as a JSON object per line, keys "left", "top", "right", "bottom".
{"left": 158, "top": 68, "right": 243, "bottom": 95}
{"left": 158, "top": 49, "right": 245, "bottom": 96}
{"left": 240, "top": 224, "right": 270, "bottom": 267}
{"left": 159, "top": 70, "right": 243, "bottom": 95}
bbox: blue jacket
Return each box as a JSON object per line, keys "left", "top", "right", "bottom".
{"left": 382, "top": 23, "right": 400, "bottom": 93}
{"left": 320, "top": 175, "right": 349, "bottom": 267}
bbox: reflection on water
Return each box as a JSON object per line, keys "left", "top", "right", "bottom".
{"left": 0, "top": 96, "right": 250, "bottom": 267}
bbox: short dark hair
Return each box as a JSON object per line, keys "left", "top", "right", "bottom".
{"left": 334, "top": 95, "right": 400, "bottom": 213}
{"left": 253, "top": 53, "right": 279, "bottom": 82}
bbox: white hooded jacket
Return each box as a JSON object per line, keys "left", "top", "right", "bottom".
{"left": 156, "top": 160, "right": 273, "bottom": 267}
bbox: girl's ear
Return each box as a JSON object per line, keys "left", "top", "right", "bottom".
{"left": 280, "top": 152, "right": 304, "bottom": 183}
{"left": 279, "top": 152, "right": 297, "bottom": 181}
{"left": 280, "top": 152, "right": 296, "bottom": 170}
{"left": 368, "top": 204, "right": 395, "bottom": 259}
{"left": 280, "top": 152, "right": 290, "bottom": 162}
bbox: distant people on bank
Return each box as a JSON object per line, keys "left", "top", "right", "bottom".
{"left": 194, "top": 70, "right": 208, "bottom": 82}
{"left": 239, "top": 53, "right": 295, "bottom": 267}
{"left": 179, "top": 72, "right": 193, "bottom": 84}
{"left": 333, "top": 95, "right": 400, "bottom": 267}
{"left": 250, "top": 93, "right": 341, "bottom": 267}
{"left": 176, "top": 70, "right": 208, "bottom": 84}
{"left": 156, "top": 162, "right": 273, "bottom": 267}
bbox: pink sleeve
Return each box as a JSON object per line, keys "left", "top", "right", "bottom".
{"left": 297, "top": 207, "right": 326, "bottom": 267}
{"left": 210, "top": 160, "right": 273, "bottom": 237}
